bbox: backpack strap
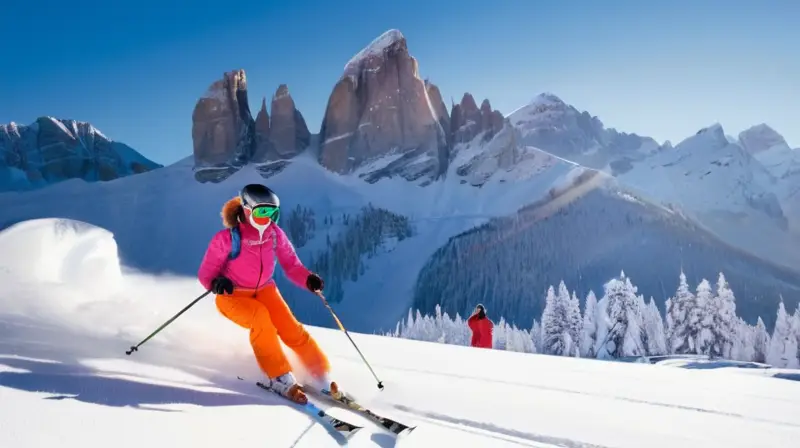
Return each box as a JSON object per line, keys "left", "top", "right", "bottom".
{"left": 228, "top": 225, "right": 241, "bottom": 260}
{"left": 271, "top": 225, "right": 278, "bottom": 269}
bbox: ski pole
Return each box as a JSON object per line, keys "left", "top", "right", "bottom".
{"left": 315, "top": 291, "right": 384, "bottom": 390}
{"left": 125, "top": 290, "right": 212, "bottom": 355}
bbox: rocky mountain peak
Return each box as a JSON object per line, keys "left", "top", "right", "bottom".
{"left": 739, "top": 123, "right": 790, "bottom": 154}
{"left": 268, "top": 84, "right": 310, "bottom": 159}
{"left": 191, "top": 70, "right": 310, "bottom": 182}
{"left": 253, "top": 97, "right": 271, "bottom": 161}
{"left": 342, "top": 29, "right": 407, "bottom": 77}
{"left": 318, "top": 29, "right": 448, "bottom": 184}
{"left": 508, "top": 93, "right": 660, "bottom": 170}
{"left": 687, "top": 123, "right": 729, "bottom": 150}
{"left": 191, "top": 69, "right": 256, "bottom": 181}
{"left": 0, "top": 117, "right": 161, "bottom": 191}
{"left": 450, "top": 92, "right": 505, "bottom": 144}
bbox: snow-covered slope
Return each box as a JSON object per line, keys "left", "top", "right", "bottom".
{"left": 0, "top": 135, "right": 577, "bottom": 334}
{"left": 1, "top": 220, "right": 799, "bottom": 448}
{"left": 616, "top": 123, "right": 800, "bottom": 268}
{"left": 739, "top": 124, "right": 800, "bottom": 233}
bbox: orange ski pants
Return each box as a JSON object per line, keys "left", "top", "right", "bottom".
{"left": 215, "top": 284, "right": 330, "bottom": 380}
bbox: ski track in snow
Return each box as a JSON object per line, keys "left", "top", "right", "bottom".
{"left": 392, "top": 405, "right": 611, "bottom": 448}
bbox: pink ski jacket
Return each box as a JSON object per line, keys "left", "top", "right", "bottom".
{"left": 197, "top": 197, "right": 311, "bottom": 291}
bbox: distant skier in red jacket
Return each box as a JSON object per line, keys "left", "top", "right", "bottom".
{"left": 467, "top": 304, "right": 493, "bottom": 348}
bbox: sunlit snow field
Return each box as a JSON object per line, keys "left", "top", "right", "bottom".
{"left": 1, "top": 219, "right": 798, "bottom": 448}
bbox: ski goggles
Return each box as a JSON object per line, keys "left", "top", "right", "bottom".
{"left": 248, "top": 204, "right": 279, "bottom": 220}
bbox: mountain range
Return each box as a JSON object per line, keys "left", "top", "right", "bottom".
{"left": 0, "top": 117, "right": 162, "bottom": 190}
{"left": 1, "top": 29, "right": 798, "bottom": 334}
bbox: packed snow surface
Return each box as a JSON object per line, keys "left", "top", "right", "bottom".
{"left": 0, "top": 218, "right": 799, "bottom": 447}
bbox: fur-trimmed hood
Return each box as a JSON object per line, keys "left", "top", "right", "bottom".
{"left": 221, "top": 196, "right": 244, "bottom": 228}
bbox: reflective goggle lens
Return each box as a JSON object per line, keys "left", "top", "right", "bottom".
{"left": 251, "top": 205, "right": 278, "bottom": 219}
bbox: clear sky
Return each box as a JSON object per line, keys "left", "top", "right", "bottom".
{"left": 2, "top": 0, "right": 798, "bottom": 165}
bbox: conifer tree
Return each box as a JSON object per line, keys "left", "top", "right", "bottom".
{"left": 580, "top": 290, "right": 599, "bottom": 357}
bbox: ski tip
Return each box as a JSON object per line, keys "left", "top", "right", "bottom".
{"left": 395, "top": 426, "right": 417, "bottom": 441}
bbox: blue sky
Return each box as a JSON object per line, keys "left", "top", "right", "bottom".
{"left": 2, "top": 0, "right": 798, "bottom": 165}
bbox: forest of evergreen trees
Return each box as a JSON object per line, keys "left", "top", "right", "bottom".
{"left": 412, "top": 188, "right": 800, "bottom": 331}
{"left": 307, "top": 204, "right": 414, "bottom": 304}
{"left": 285, "top": 204, "right": 316, "bottom": 248}
{"left": 389, "top": 270, "right": 800, "bottom": 369}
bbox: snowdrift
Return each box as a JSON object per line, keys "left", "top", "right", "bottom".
{"left": 1, "top": 218, "right": 800, "bottom": 447}
{"left": 0, "top": 218, "right": 122, "bottom": 289}
{"left": 0, "top": 218, "right": 255, "bottom": 370}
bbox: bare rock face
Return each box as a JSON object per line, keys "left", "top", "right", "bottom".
{"left": 0, "top": 117, "right": 161, "bottom": 192}
{"left": 191, "top": 69, "right": 255, "bottom": 182}
{"left": 252, "top": 98, "right": 273, "bottom": 162}
{"left": 318, "top": 29, "right": 448, "bottom": 184}
{"left": 266, "top": 84, "right": 310, "bottom": 159}
{"left": 425, "top": 80, "right": 451, "bottom": 149}
{"left": 191, "top": 70, "right": 312, "bottom": 182}
{"left": 450, "top": 93, "right": 505, "bottom": 144}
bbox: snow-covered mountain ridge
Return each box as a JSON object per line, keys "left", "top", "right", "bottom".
{"left": 0, "top": 117, "right": 161, "bottom": 192}
{"left": 508, "top": 94, "right": 800, "bottom": 269}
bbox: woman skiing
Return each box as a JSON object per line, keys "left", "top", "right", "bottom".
{"left": 197, "top": 183, "right": 338, "bottom": 404}
{"left": 468, "top": 303, "right": 493, "bottom": 349}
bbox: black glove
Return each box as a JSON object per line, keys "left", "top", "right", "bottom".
{"left": 211, "top": 276, "right": 234, "bottom": 295}
{"left": 306, "top": 273, "right": 324, "bottom": 292}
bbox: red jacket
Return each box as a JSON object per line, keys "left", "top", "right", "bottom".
{"left": 468, "top": 314, "right": 493, "bottom": 348}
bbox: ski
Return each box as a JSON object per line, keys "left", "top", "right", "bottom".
{"left": 237, "top": 376, "right": 364, "bottom": 440}
{"left": 304, "top": 386, "right": 416, "bottom": 437}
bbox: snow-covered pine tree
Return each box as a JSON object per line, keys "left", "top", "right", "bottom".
{"left": 434, "top": 304, "right": 446, "bottom": 343}
{"left": 567, "top": 289, "right": 583, "bottom": 357}
{"left": 580, "top": 290, "right": 598, "bottom": 357}
{"left": 494, "top": 317, "right": 508, "bottom": 350}
{"left": 766, "top": 300, "right": 799, "bottom": 368}
{"left": 540, "top": 285, "right": 559, "bottom": 355}
{"left": 644, "top": 297, "right": 667, "bottom": 356}
{"left": 593, "top": 291, "right": 611, "bottom": 358}
{"left": 531, "top": 319, "right": 543, "bottom": 353}
{"left": 753, "top": 317, "right": 770, "bottom": 363}
{"left": 595, "top": 272, "right": 646, "bottom": 359}
{"left": 541, "top": 283, "right": 572, "bottom": 356}
{"left": 503, "top": 323, "right": 535, "bottom": 353}
{"left": 663, "top": 296, "right": 674, "bottom": 354}
{"left": 730, "top": 317, "right": 755, "bottom": 362}
{"left": 693, "top": 279, "right": 715, "bottom": 356}
{"left": 637, "top": 294, "right": 649, "bottom": 353}
{"left": 450, "top": 312, "right": 471, "bottom": 346}
{"left": 708, "top": 272, "right": 738, "bottom": 358}
{"left": 794, "top": 306, "right": 800, "bottom": 367}
{"left": 665, "top": 271, "right": 696, "bottom": 354}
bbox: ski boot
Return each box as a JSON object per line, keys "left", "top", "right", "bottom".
{"left": 266, "top": 372, "right": 307, "bottom": 404}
